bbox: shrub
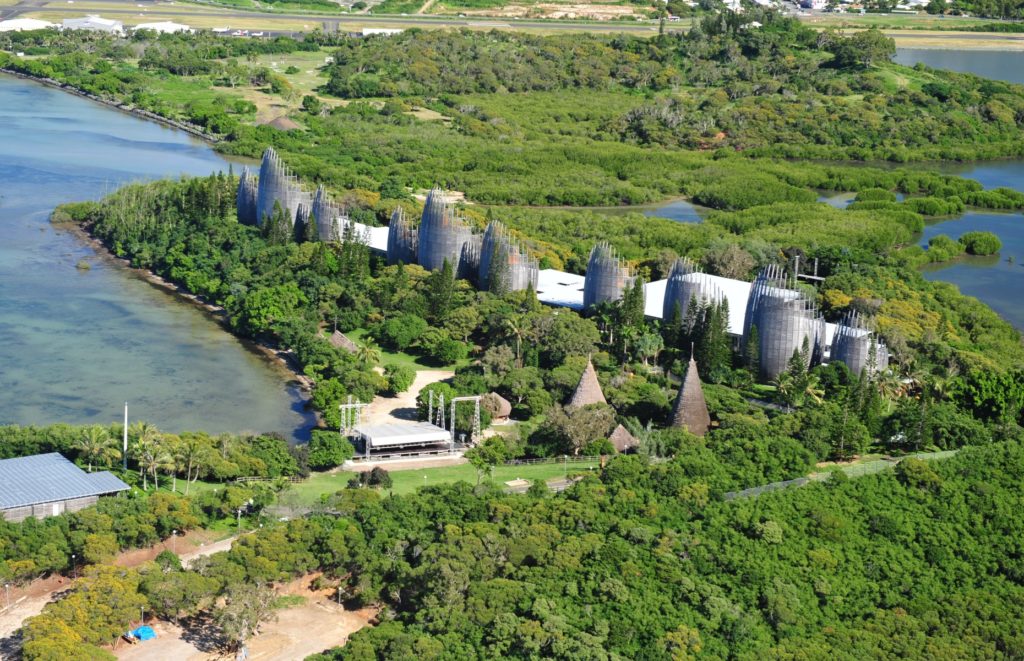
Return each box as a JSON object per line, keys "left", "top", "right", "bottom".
{"left": 307, "top": 430, "right": 356, "bottom": 470}
{"left": 385, "top": 364, "right": 416, "bottom": 395}
{"left": 902, "top": 196, "right": 964, "bottom": 217}
{"left": 854, "top": 187, "right": 896, "bottom": 203}
{"left": 926, "top": 234, "right": 963, "bottom": 263}
{"left": 428, "top": 337, "right": 469, "bottom": 365}
{"left": 959, "top": 231, "right": 1001, "bottom": 256}
{"left": 377, "top": 313, "right": 428, "bottom": 350}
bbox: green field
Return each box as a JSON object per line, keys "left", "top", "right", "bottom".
{"left": 346, "top": 327, "right": 471, "bottom": 371}
{"left": 285, "top": 458, "right": 600, "bottom": 503}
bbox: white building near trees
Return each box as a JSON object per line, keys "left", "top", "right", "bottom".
{"left": 62, "top": 15, "right": 124, "bottom": 34}
{"left": 0, "top": 18, "right": 56, "bottom": 32}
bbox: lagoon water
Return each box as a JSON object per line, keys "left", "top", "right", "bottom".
{"left": 0, "top": 74, "right": 314, "bottom": 440}
{"left": 643, "top": 50, "right": 1024, "bottom": 330}
{"left": 892, "top": 49, "right": 1024, "bottom": 330}
{"left": 895, "top": 48, "right": 1024, "bottom": 86}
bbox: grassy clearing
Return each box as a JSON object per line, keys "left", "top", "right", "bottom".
{"left": 814, "top": 449, "right": 959, "bottom": 480}
{"left": 804, "top": 12, "right": 1010, "bottom": 29}
{"left": 346, "top": 327, "right": 471, "bottom": 371}
{"left": 286, "top": 458, "right": 601, "bottom": 502}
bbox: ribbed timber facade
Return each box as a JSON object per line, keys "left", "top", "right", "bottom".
{"left": 831, "top": 311, "right": 889, "bottom": 377}
{"left": 386, "top": 207, "right": 419, "bottom": 265}
{"left": 236, "top": 168, "right": 258, "bottom": 225}
{"left": 662, "top": 257, "right": 724, "bottom": 321}
{"left": 583, "top": 242, "right": 633, "bottom": 309}
{"left": 311, "top": 185, "right": 345, "bottom": 241}
{"left": 255, "top": 147, "right": 310, "bottom": 227}
{"left": 478, "top": 222, "right": 539, "bottom": 293}
{"left": 743, "top": 265, "right": 826, "bottom": 381}
{"left": 417, "top": 188, "right": 474, "bottom": 273}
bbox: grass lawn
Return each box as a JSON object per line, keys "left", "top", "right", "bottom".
{"left": 346, "top": 328, "right": 470, "bottom": 371}
{"left": 286, "top": 458, "right": 601, "bottom": 504}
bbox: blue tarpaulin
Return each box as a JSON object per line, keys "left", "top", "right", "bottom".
{"left": 128, "top": 626, "right": 156, "bottom": 641}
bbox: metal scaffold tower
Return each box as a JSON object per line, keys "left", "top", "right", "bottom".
{"left": 450, "top": 395, "right": 482, "bottom": 445}
{"left": 428, "top": 390, "right": 446, "bottom": 430}
{"left": 338, "top": 395, "right": 367, "bottom": 436}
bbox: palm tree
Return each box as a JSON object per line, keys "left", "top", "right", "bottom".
{"left": 875, "top": 368, "right": 903, "bottom": 412}
{"left": 131, "top": 423, "right": 165, "bottom": 490}
{"left": 928, "top": 361, "right": 960, "bottom": 402}
{"left": 178, "top": 435, "right": 211, "bottom": 496}
{"left": 592, "top": 304, "right": 617, "bottom": 347}
{"left": 130, "top": 421, "right": 160, "bottom": 479}
{"left": 772, "top": 372, "right": 794, "bottom": 406}
{"left": 163, "top": 434, "right": 183, "bottom": 493}
{"left": 802, "top": 373, "right": 825, "bottom": 407}
{"left": 137, "top": 437, "right": 173, "bottom": 491}
{"left": 356, "top": 341, "right": 382, "bottom": 368}
{"left": 74, "top": 426, "right": 119, "bottom": 473}
{"left": 502, "top": 315, "right": 527, "bottom": 368}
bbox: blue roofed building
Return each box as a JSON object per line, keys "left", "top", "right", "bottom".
{"left": 0, "top": 453, "right": 130, "bottom": 522}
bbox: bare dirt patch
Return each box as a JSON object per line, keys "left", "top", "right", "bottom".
{"left": 0, "top": 530, "right": 239, "bottom": 654}
{"left": 360, "top": 369, "right": 455, "bottom": 427}
{"left": 455, "top": 2, "right": 644, "bottom": 20}
{"left": 114, "top": 528, "right": 225, "bottom": 568}
{"left": 407, "top": 106, "right": 451, "bottom": 122}
{"left": 113, "top": 574, "right": 375, "bottom": 661}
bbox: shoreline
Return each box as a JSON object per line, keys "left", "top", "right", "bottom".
{"left": 56, "top": 220, "right": 320, "bottom": 419}
{"left": 0, "top": 68, "right": 219, "bottom": 144}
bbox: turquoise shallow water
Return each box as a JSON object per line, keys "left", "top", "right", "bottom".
{"left": 0, "top": 74, "right": 314, "bottom": 440}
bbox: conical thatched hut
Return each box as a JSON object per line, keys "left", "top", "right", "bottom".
{"left": 671, "top": 356, "right": 711, "bottom": 436}
{"left": 482, "top": 392, "right": 512, "bottom": 420}
{"left": 329, "top": 330, "right": 359, "bottom": 354}
{"left": 608, "top": 425, "right": 638, "bottom": 453}
{"left": 567, "top": 358, "right": 606, "bottom": 409}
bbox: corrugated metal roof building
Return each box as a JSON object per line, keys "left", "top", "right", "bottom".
{"left": 0, "top": 453, "right": 130, "bottom": 522}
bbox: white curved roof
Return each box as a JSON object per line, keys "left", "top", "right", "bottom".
{"left": 0, "top": 18, "right": 56, "bottom": 32}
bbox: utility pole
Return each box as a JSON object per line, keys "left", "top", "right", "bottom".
{"left": 123, "top": 402, "right": 128, "bottom": 471}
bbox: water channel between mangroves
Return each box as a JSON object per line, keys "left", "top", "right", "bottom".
{"left": 628, "top": 49, "right": 1024, "bottom": 331}
{"left": 4, "top": 48, "right": 1022, "bottom": 441}
{"left": 0, "top": 73, "right": 315, "bottom": 441}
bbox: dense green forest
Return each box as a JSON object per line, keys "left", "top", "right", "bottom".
{"left": 0, "top": 422, "right": 346, "bottom": 585}
{"left": 6, "top": 15, "right": 1024, "bottom": 660}
{"left": 4, "top": 17, "right": 1024, "bottom": 207}
{"left": 19, "top": 436, "right": 1024, "bottom": 659}
{"left": 57, "top": 172, "right": 1024, "bottom": 453}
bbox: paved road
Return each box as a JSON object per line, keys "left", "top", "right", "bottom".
{"left": 882, "top": 30, "right": 1024, "bottom": 42}
{"left": 0, "top": 0, "right": 665, "bottom": 32}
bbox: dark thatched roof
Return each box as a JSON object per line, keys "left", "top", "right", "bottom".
{"left": 329, "top": 330, "right": 359, "bottom": 354}
{"left": 608, "top": 425, "right": 638, "bottom": 453}
{"left": 671, "top": 357, "right": 711, "bottom": 436}
{"left": 483, "top": 392, "right": 512, "bottom": 418}
{"left": 567, "top": 358, "right": 606, "bottom": 409}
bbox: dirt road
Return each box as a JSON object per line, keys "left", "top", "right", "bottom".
{"left": 0, "top": 530, "right": 240, "bottom": 649}
{"left": 360, "top": 369, "right": 454, "bottom": 427}
{"left": 114, "top": 574, "right": 375, "bottom": 661}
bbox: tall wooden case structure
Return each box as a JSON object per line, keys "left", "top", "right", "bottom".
{"left": 743, "top": 265, "right": 826, "bottom": 381}
{"left": 583, "top": 242, "right": 632, "bottom": 309}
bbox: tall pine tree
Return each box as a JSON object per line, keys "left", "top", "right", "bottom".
{"left": 427, "top": 258, "right": 456, "bottom": 324}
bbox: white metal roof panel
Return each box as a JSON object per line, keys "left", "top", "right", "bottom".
{"left": 0, "top": 453, "right": 129, "bottom": 510}
{"left": 355, "top": 422, "right": 451, "bottom": 448}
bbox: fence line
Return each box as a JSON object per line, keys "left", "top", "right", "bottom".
{"left": 504, "top": 456, "right": 600, "bottom": 466}
{"left": 723, "top": 449, "right": 961, "bottom": 500}
{"left": 348, "top": 448, "right": 461, "bottom": 463}
{"left": 234, "top": 476, "right": 308, "bottom": 484}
